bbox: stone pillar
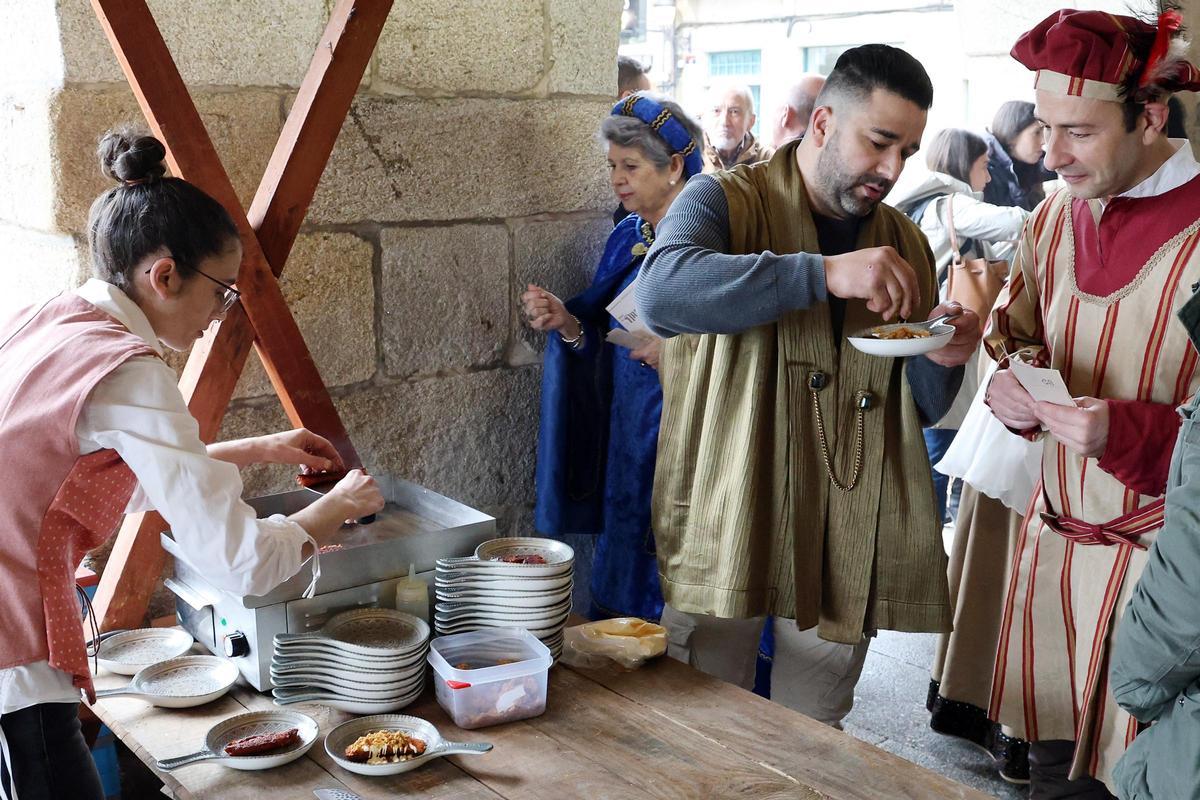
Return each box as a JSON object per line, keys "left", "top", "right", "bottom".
{"left": 1, "top": 1, "right": 621, "bottom": 609}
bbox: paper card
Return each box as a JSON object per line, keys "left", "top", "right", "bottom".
{"left": 1009, "top": 360, "right": 1077, "bottom": 407}
{"left": 605, "top": 276, "right": 651, "bottom": 335}
{"left": 606, "top": 328, "right": 650, "bottom": 350}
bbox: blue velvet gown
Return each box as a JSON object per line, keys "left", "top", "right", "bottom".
{"left": 534, "top": 214, "right": 663, "bottom": 621}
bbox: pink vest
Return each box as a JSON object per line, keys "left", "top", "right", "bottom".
{"left": 0, "top": 293, "right": 157, "bottom": 699}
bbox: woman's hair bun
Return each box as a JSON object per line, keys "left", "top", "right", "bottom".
{"left": 97, "top": 128, "right": 168, "bottom": 184}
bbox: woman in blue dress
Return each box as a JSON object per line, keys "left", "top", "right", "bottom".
{"left": 522, "top": 93, "right": 702, "bottom": 621}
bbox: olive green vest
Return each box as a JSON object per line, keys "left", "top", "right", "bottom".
{"left": 653, "top": 141, "right": 952, "bottom": 643}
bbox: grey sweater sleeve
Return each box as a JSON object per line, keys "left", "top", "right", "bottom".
{"left": 638, "top": 175, "right": 962, "bottom": 418}
{"left": 635, "top": 175, "right": 827, "bottom": 336}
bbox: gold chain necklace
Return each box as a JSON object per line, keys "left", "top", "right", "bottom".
{"left": 810, "top": 386, "right": 871, "bottom": 492}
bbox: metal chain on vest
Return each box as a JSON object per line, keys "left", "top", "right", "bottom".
{"left": 810, "top": 388, "right": 870, "bottom": 492}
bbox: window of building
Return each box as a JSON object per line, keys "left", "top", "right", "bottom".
{"left": 621, "top": 0, "right": 647, "bottom": 44}
{"left": 708, "top": 50, "right": 761, "bottom": 77}
{"left": 803, "top": 45, "right": 850, "bottom": 76}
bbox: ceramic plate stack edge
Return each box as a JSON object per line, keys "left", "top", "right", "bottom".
{"left": 435, "top": 537, "right": 573, "bottom": 660}
{"left": 270, "top": 608, "right": 430, "bottom": 714}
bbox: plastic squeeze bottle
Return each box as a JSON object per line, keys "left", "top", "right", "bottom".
{"left": 394, "top": 563, "right": 429, "bottom": 621}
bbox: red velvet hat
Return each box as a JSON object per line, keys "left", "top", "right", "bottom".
{"left": 1012, "top": 9, "right": 1200, "bottom": 102}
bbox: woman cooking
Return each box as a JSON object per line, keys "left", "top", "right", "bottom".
{"left": 524, "top": 92, "right": 701, "bottom": 621}
{"left": 0, "top": 130, "right": 383, "bottom": 799}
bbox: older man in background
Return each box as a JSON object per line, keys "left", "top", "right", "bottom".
{"left": 701, "top": 83, "right": 773, "bottom": 172}
{"left": 768, "top": 74, "right": 826, "bottom": 147}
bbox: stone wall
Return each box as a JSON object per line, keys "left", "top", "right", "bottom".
{"left": 0, "top": 0, "right": 621, "bottom": 611}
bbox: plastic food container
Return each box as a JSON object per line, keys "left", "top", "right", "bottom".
{"left": 427, "top": 628, "right": 552, "bottom": 729}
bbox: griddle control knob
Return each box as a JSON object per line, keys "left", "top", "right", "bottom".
{"left": 222, "top": 631, "right": 250, "bottom": 658}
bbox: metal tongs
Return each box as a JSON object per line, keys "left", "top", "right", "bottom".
{"left": 867, "top": 307, "right": 962, "bottom": 338}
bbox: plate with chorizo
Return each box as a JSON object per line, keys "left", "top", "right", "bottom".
{"left": 155, "top": 710, "right": 318, "bottom": 771}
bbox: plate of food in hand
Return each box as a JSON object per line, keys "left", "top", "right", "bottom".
{"left": 324, "top": 714, "right": 492, "bottom": 777}
{"left": 846, "top": 320, "right": 955, "bottom": 358}
{"left": 155, "top": 710, "right": 319, "bottom": 771}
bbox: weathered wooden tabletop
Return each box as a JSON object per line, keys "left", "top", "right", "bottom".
{"left": 89, "top": 648, "right": 989, "bottom": 800}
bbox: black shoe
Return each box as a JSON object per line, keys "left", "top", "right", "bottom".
{"left": 989, "top": 729, "right": 1030, "bottom": 785}
{"left": 927, "top": 680, "right": 993, "bottom": 749}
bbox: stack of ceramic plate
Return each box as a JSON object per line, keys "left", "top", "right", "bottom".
{"left": 270, "top": 608, "right": 429, "bottom": 714}
{"left": 434, "top": 537, "right": 573, "bottom": 659}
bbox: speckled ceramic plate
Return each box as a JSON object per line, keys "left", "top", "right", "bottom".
{"left": 274, "top": 609, "right": 429, "bottom": 657}
{"left": 96, "top": 628, "right": 194, "bottom": 675}
{"left": 272, "top": 682, "right": 425, "bottom": 714}
{"left": 324, "top": 714, "right": 491, "bottom": 777}
{"left": 156, "top": 710, "right": 318, "bottom": 771}
{"left": 93, "top": 655, "right": 238, "bottom": 708}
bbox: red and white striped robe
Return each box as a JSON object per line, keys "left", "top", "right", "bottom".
{"left": 986, "top": 180, "right": 1200, "bottom": 786}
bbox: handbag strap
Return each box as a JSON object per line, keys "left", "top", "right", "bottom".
{"left": 944, "top": 193, "right": 961, "bottom": 298}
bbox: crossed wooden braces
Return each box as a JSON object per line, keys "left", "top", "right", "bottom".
{"left": 88, "top": 0, "right": 395, "bottom": 631}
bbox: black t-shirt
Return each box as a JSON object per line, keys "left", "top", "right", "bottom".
{"left": 812, "top": 211, "right": 859, "bottom": 343}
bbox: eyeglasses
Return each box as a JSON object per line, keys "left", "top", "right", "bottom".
{"left": 143, "top": 265, "right": 241, "bottom": 313}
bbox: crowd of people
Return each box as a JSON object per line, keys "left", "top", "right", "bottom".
{"left": 529, "top": 7, "right": 1200, "bottom": 799}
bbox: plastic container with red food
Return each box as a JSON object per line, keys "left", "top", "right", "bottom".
{"left": 427, "top": 628, "right": 552, "bottom": 729}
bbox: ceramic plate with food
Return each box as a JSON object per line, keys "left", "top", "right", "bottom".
{"left": 156, "top": 710, "right": 318, "bottom": 771}
{"left": 846, "top": 322, "right": 955, "bottom": 358}
{"left": 324, "top": 714, "right": 491, "bottom": 776}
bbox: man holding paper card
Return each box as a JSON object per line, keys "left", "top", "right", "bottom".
{"left": 635, "top": 45, "right": 980, "bottom": 725}
{"left": 980, "top": 9, "right": 1200, "bottom": 794}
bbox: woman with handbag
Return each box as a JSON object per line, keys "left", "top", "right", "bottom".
{"left": 890, "top": 128, "right": 1028, "bottom": 520}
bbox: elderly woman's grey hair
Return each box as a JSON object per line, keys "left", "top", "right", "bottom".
{"left": 598, "top": 92, "right": 703, "bottom": 171}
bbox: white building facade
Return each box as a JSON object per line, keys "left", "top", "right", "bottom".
{"left": 621, "top": 0, "right": 1135, "bottom": 150}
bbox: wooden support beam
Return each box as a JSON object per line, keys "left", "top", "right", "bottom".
{"left": 89, "top": 0, "right": 393, "bottom": 630}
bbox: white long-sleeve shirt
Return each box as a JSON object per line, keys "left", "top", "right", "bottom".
{"left": 889, "top": 169, "right": 1029, "bottom": 272}
{"left": 1, "top": 279, "right": 310, "bottom": 714}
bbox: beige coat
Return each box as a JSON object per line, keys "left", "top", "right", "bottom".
{"left": 986, "top": 187, "right": 1200, "bottom": 785}
{"left": 652, "top": 142, "right": 952, "bottom": 644}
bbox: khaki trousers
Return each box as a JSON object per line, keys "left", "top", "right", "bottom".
{"left": 660, "top": 604, "right": 871, "bottom": 728}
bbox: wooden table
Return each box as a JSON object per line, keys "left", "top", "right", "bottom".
{"left": 90, "top": 652, "right": 988, "bottom": 799}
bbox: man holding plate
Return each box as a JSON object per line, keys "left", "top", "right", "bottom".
{"left": 635, "top": 44, "right": 979, "bottom": 726}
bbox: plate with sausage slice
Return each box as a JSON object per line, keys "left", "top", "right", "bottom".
{"left": 156, "top": 710, "right": 319, "bottom": 771}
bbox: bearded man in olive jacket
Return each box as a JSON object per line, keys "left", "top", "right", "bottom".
{"left": 635, "top": 44, "right": 980, "bottom": 726}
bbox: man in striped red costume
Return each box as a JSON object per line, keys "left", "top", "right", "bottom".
{"left": 983, "top": 8, "right": 1200, "bottom": 797}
